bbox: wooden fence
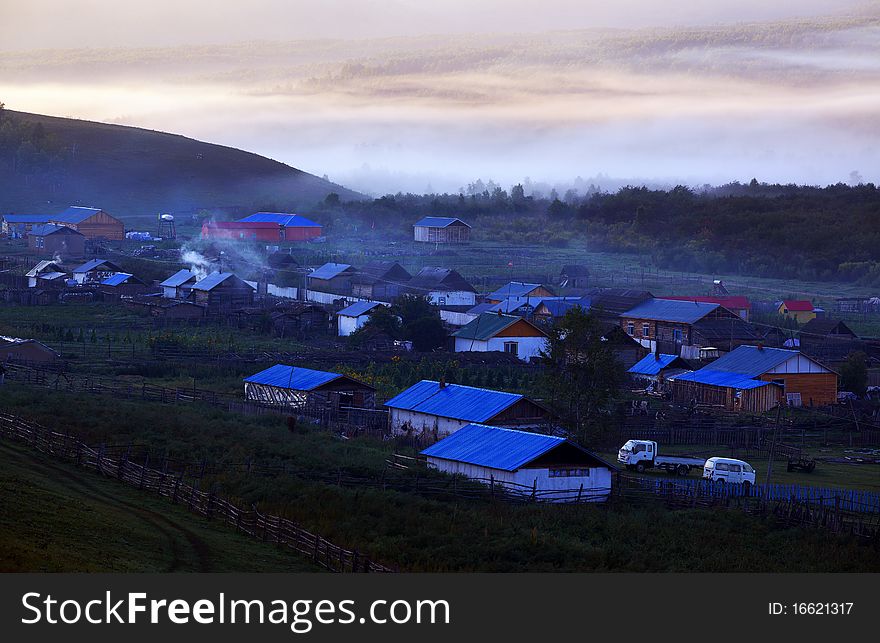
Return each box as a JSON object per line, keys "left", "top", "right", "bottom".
{"left": 0, "top": 411, "right": 392, "bottom": 573}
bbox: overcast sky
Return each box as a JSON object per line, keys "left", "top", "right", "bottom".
{"left": 1, "top": 1, "right": 878, "bottom": 194}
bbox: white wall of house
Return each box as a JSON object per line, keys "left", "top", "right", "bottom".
{"left": 338, "top": 313, "right": 370, "bottom": 336}
{"left": 767, "top": 354, "right": 832, "bottom": 374}
{"left": 428, "top": 290, "right": 475, "bottom": 307}
{"left": 162, "top": 286, "right": 178, "bottom": 299}
{"left": 426, "top": 458, "right": 612, "bottom": 502}
{"left": 453, "top": 335, "right": 547, "bottom": 361}
{"left": 389, "top": 409, "right": 469, "bottom": 437}
{"left": 441, "top": 310, "right": 477, "bottom": 326}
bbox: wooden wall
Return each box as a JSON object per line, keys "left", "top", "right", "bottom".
{"left": 758, "top": 372, "right": 838, "bottom": 407}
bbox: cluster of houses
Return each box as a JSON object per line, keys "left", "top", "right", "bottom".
{"left": 2, "top": 206, "right": 126, "bottom": 256}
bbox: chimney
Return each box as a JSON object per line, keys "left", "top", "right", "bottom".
{"left": 439, "top": 377, "right": 446, "bottom": 389}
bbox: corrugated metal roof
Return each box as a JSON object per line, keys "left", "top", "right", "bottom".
{"left": 539, "top": 298, "right": 590, "bottom": 318}
{"left": 25, "top": 260, "right": 62, "bottom": 278}
{"left": 52, "top": 206, "right": 103, "bottom": 223}
{"left": 488, "top": 282, "right": 545, "bottom": 299}
{"left": 782, "top": 300, "right": 814, "bottom": 312}
{"left": 238, "top": 212, "right": 322, "bottom": 227}
{"left": 191, "top": 272, "right": 235, "bottom": 291}
{"left": 30, "top": 224, "right": 80, "bottom": 237}
{"left": 414, "top": 217, "right": 471, "bottom": 228}
{"left": 384, "top": 380, "right": 523, "bottom": 423}
{"left": 38, "top": 272, "right": 67, "bottom": 281}
{"left": 673, "top": 370, "right": 775, "bottom": 390}
{"left": 100, "top": 273, "right": 134, "bottom": 286}
{"left": 663, "top": 295, "right": 751, "bottom": 310}
{"left": 628, "top": 353, "right": 683, "bottom": 376}
{"left": 309, "top": 263, "right": 354, "bottom": 280}
{"left": 338, "top": 301, "right": 383, "bottom": 317}
{"left": 3, "top": 214, "right": 52, "bottom": 223}
{"left": 421, "top": 423, "right": 565, "bottom": 471}
{"left": 72, "top": 259, "right": 116, "bottom": 273}
{"left": 159, "top": 269, "right": 198, "bottom": 288}
{"left": 697, "top": 345, "right": 799, "bottom": 377}
{"left": 621, "top": 298, "right": 719, "bottom": 323}
{"left": 243, "top": 364, "right": 342, "bottom": 390}
{"left": 452, "top": 313, "right": 527, "bottom": 341}
{"left": 408, "top": 267, "right": 475, "bottom": 293}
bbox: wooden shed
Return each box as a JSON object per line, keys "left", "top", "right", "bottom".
{"left": 243, "top": 364, "right": 376, "bottom": 411}
{"left": 188, "top": 272, "right": 255, "bottom": 315}
{"left": 413, "top": 217, "right": 471, "bottom": 243}
{"left": 50, "top": 206, "right": 124, "bottom": 240}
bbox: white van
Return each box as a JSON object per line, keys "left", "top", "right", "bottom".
{"left": 703, "top": 457, "right": 756, "bottom": 486}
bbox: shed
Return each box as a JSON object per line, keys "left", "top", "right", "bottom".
{"left": 99, "top": 273, "right": 152, "bottom": 298}
{"left": 485, "top": 282, "right": 555, "bottom": 304}
{"left": 413, "top": 217, "right": 471, "bottom": 243}
{"left": 26, "top": 260, "right": 67, "bottom": 288}
{"left": 350, "top": 261, "right": 411, "bottom": 301}
{"left": 271, "top": 303, "right": 329, "bottom": 337}
{"left": 337, "top": 300, "right": 385, "bottom": 336}
{"left": 189, "top": 272, "right": 255, "bottom": 315}
{"left": 452, "top": 312, "right": 548, "bottom": 361}
{"left": 778, "top": 300, "right": 816, "bottom": 324}
{"left": 159, "top": 269, "right": 199, "bottom": 299}
{"left": 307, "top": 263, "right": 358, "bottom": 295}
{"left": 28, "top": 224, "right": 86, "bottom": 258}
{"left": 243, "top": 364, "right": 376, "bottom": 410}
{"left": 71, "top": 259, "right": 124, "bottom": 285}
{"left": 407, "top": 267, "right": 476, "bottom": 306}
{"left": 421, "top": 423, "right": 615, "bottom": 502}
{"left": 0, "top": 337, "right": 59, "bottom": 364}
{"left": 559, "top": 265, "right": 590, "bottom": 289}
{"left": 385, "top": 379, "right": 554, "bottom": 438}
{"left": 627, "top": 352, "right": 691, "bottom": 383}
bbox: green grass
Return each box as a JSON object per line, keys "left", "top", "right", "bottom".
{"left": 0, "top": 440, "right": 323, "bottom": 572}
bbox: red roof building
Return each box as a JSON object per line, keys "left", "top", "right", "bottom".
{"left": 201, "top": 220, "right": 322, "bottom": 242}
{"left": 782, "top": 300, "right": 814, "bottom": 312}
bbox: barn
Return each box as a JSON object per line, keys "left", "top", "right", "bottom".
{"left": 421, "top": 423, "right": 616, "bottom": 502}
{"left": 201, "top": 212, "right": 322, "bottom": 242}
{"left": 189, "top": 272, "right": 255, "bottom": 315}
{"left": 243, "top": 364, "right": 376, "bottom": 410}
{"left": 672, "top": 345, "right": 837, "bottom": 411}
{"left": 385, "top": 379, "right": 554, "bottom": 439}
{"left": 238, "top": 212, "right": 323, "bottom": 241}
{"left": 49, "top": 206, "right": 125, "bottom": 240}
{"left": 413, "top": 217, "right": 471, "bottom": 243}
{"left": 28, "top": 224, "right": 86, "bottom": 258}
{"left": 337, "top": 301, "right": 385, "bottom": 336}
{"left": 452, "top": 312, "right": 548, "bottom": 361}
{"left": 159, "top": 269, "right": 199, "bottom": 299}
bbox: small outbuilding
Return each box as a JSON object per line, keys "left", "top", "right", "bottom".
{"left": 337, "top": 301, "right": 385, "bottom": 336}
{"left": 159, "top": 269, "right": 199, "bottom": 299}
{"left": 71, "top": 259, "right": 124, "bottom": 285}
{"left": 243, "top": 364, "right": 376, "bottom": 410}
{"left": 421, "top": 423, "right": 616, "bottom": 502}
{"left": 778, "top": 300, "right": 817, "bottom": 324}
{"left": 307, "top": 263, "right": 358, "bottom": 295}
{"left": 0, "top": 337, "right": 59, "bottom": 364}
{"left": 350, "top": 261, "right": 412, "bottom": 301}
{"left": 413, "top": 217, "right": 471, "bottom": 243}
{"left": 485, "top": 282, "right": 555, "bottom": 304}
{"left": 189, "top": 272, "right": 255, "bottom": 315}
{"left": 627, "top": 352, "right": 691, "bottom": 385}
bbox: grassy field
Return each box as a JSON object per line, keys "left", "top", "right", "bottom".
{"left": 1, "top": 387, "right": 878, "bottom": 572}
{"left": 0, "top": 439, "right": 322, "bottom": 572}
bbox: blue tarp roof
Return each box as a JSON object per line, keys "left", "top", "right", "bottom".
{"left": 628, "top": 353, "right": 683, "bottom": 376}
{"left": 238, "top": 212, "right": 322, "bottom": 227}
{"left": 100, "top": 273, "right": 134, "bottom": 286}
{"left": 243, "top": 364, "right": 343, "bottom": 391}
{"left": 414, "top": 217, "right": 471, "bottom": 228}
{"left": 159, "top": 269, "right": 197, "bottom": 288}
{"left": 52, "top": 206, "right": 103, "bottom": 223}
{"left": 621, "top": 298, "right": 720, "bottom": 323}
{"left": 384, "top": 380, "right": 523, "bottom": 423}
{"left": 309, "top": 263, "right": 354, "bottom": 280}
{"left": 338, "top": 301, "right": 383, "bottom": 317}
{"left": 421, "top": 424, "right": 565, "bottom": 471}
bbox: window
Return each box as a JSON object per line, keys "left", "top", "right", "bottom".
{"left": 627, "top": 322, "right": 635, "bottom": 335}
{"left": 503, "top": 341, "right": 519, "bottom": 356}
{"left": 438, "top": 296, "right": 446, "bottom": 305}
{"left": 633, "top": 443, "right": 646, "bottom": 453}
{"left": 743, "top": 464, "right": 754, "bottom": 473}
{"left": 642, "top": 323, "right": 650, "bottom": 337}
{"left": 729, "top": 464, "right": 741, "bottom": 472}
{"left": 716, "top": 462, "right": 730, "bottom": 471}
{"left": 673, "top": 329, "right": 683, "bottom": 342}
{"left": 549, "top": 468, "right": 591, "bottom": 478}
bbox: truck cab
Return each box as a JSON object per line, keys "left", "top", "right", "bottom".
{"left": 703, "top": 457, "right": 756, "bottom": 486}
{"left": 617, "top": 440, "right": 656, "bottom": 472}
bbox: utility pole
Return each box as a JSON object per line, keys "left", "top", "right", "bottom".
{"left": 765, "top": 404, "right": 782, "bottom": 485}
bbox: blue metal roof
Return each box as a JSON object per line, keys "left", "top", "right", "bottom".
{"left": 243, "top": 364, "right": 342, "bottom": 390}
{"left": 414, "top": 217, "right": 471, "bottom": 228}
{"left": 238, "top": 212, "right": 322, "bottom": 227}
{"left": 539, "top": 298, "right": 590, "bottom": 318}
{"left": 628, "top": 353, "right": 682, "bottom": 376}
{"left": 621, "top": 298, "right": 720, "bottom": 323}
{"left": 488, "top": 282, "right": 544, "bottom": 300}
{"left": 673, "top": 370, "right": 775, "bottom": 390}
{"left": 421, "top": 423, "right": 565, "bottom": 471}
{"left": 3, "top": 214, "right": 52, "bottom": 223}
{"left": 694, "top": 345, "right": 801, "bottom": 377}
{"left": 100, "top": 273, "right": 134, "bottom": 286}
{"left": 159, "top": 269, "right": 197, "bottom": 288}
{"left": 384, "top": 380, "right": 523, "bottom": 423}
{"left": 191, "top": 272, "right": 244, "bottom": 291}
{"left": 52, "top": 206, "right": 103, "bottom": 223}
{"left": 338, "top": 301, "right": 383, "bottom": 317}
{"left": 29, "top": 224, "right": 76, "bottom": 237}
{"left": 72, "top": 259, "right": 114, "bottom": 273}
{"left": 309, "top": 263, "right": 353, "bottom": 280}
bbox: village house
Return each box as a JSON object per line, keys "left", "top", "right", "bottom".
{"left": 98, "top": 273, "right": 153, "bottom": 299}
{"left": 664, "top": 295, "right": 751, "bottom": 321}
{"left": 71, "top": 259, "right": 124, "bottom": 285}
{"left": 778, "top": 300, "right": 817, "bottom": 324}
{"left": 485, "top": 282, "right": 555, "bottom": 304}
{"left": 385, "top": 379, "right": 555, "bottom": 438}
{"left": 243, "top": 364, "right": 376, "bottom": 411}
{"left": 627, "top": 352, "right": 691, "bottom": 386}
{"left": 307, "top": 263, "right": 358, "bottom": 296}
{"left": 421, "top": 423, "right": 616, "bottom": 503}
{"left": 26, "top": 260, "right": 68, "bottom": 288}
{"left": 201, "top": 212, "right": 322, "bottom": 242}
{"left": 413, "top": 216, "right": 471, "bottom": 243}
{"left": 532, "top": 297, "right": 591, "bottom": 323}
{"left": 2, "top": 214, "right": 54, "bottom": 237}
{"left": 350, "top": 261, "right": 412, "bottom": 301}
{"left": 619, "top": 298, "right": 755, "bottom": 357}
{"left": 0, "top": 337, "right": 59, "bottom": 364}
{"left": 797, "top": 318, "right": 863, "bottom": 367}
{"left": 48, "top": 206, "right": 125, "bottom": 240}
{"left": 28, "top": 224, "right": 86, "bottom": 258}
{"left": 159, "top": 269, "right": 199, "bottom": 299}
{"left": 671, "top": 345, "right": 837, "bottom": 412}
{"left": 188, "top": 272, "right": 255, "bottom": 315}
{"left": 559, "top": 264, "right": 590, "bottom": 289}
{"left": 407, "top": 267, "right": 476, "bottom": 307}
{"left": 452, "top": 312, "right": 548, "bottom": 361}
{"left": 337, "top": 301, "right": 385, "bottom": 336}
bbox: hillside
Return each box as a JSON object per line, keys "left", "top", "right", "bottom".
{"left": 0, "top": 109, "right": 365, "bottom": 226}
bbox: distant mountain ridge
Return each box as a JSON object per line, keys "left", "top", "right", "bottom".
{"left": 0, "top": 110, "right": 365, "bottom": 225}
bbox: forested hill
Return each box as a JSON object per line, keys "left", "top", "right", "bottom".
{"left": 0, "top": 108, "right": 364, "bottom": 225}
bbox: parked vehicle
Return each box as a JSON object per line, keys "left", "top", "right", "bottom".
{"left": 703, "top": 457, "right": 756, "bottom": 487}
{"left": 617, "top": 440, "right": 706, "bottom": 476}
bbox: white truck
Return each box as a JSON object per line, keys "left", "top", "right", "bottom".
{"left": 617, "top": 439, "right": 707, "bottom": 476}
